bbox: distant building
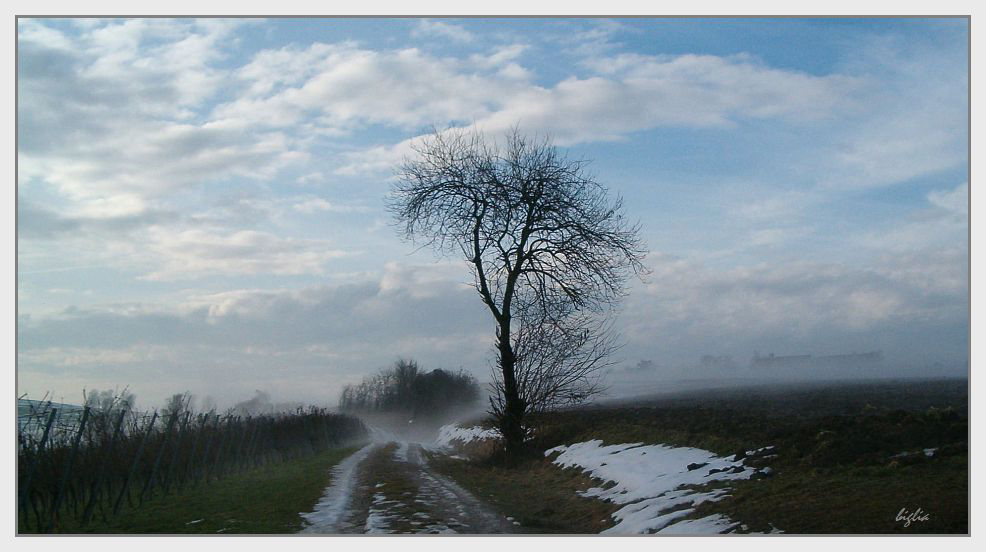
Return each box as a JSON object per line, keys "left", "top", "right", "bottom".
{"left": 750, "top": 351, "right": 883, "bottom": 371}
{"left": 629, "top": 360, "right": 657, "bottom": 372}
{"left": 751, "top": 352, "right": 813, "bottom": 370}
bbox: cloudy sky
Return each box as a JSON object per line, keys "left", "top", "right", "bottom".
{"left": 17, "top": 17, "right": 969, "bottom": 409}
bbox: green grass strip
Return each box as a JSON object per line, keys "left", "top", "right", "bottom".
{"left": 43, "top": 445, "right": 361, "bottom": 534}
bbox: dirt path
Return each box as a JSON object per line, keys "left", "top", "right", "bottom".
{"left": 300, "top": 440, "right": 517, "bottom": 534}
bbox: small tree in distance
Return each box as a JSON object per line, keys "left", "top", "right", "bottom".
{"left": 389, "top": 127, "right": 647, "bottom": 457}
{"left": 339, "top": 359, "right": 480, "bottom": 420}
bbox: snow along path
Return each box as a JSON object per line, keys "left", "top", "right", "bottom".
{"left": 546, "top": 440, "right": 773, "bottom": 534}
{"left": 300, "top": 442, "right": 382, "bottom": 533}
{"left": 300, "top": 439, "right": 515, "bottom": 534}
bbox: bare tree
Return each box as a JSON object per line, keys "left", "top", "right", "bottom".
{"left": 83, "top": 387, "right": 137, "bottom": 435}
{"left": 161, "top": 392, "right": 193, "bottom": 422}
{"left": 84, "top": 387, "right": 136, "bottom": 415}
{"left": 389, "top": 127, "right": 646, "bottom": 456}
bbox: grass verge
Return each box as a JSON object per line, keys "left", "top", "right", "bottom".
{"left": 428, "top": 453, "right": 618, "bottom": 533}
{"left": 703, "top": 455, "right": 968, "bottom": 534}
{"left": 42, "top": 445, "right": 361, "bottom": 534}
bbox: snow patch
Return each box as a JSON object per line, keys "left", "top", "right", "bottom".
{"left": 546, "top": 440, "right": 761, "bottom": 534}
{"left": 364, "top": 493, "right": 394, "bottom": 533}
{"left": 657, "top": 514, "right": 740, "bottom": 534}
{"left": 364, "top": 511, "right": 393, "bottom": 533}
{"left": 435, "top": 424, "right": 501, "bottom": 448}
{"left": 300, "top": 442, "right": 379, "bottom": 533}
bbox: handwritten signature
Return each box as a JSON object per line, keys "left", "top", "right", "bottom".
{"left": 896, "top": 507, "right": 930, "bottom": 527}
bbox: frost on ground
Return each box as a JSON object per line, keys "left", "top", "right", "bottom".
{"left": 435, "top": 424, "right": 501, "bottom": 448}
{"left": 546, "top": 440, "right": 773, "bottom": 534}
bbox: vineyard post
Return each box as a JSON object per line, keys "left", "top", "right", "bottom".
{"left": 180, "top": 413, "right": 205, "bottom": 492}
{"left": 47, "top": 406, "right": 90, "bottom": 533}
{"left": 321, "top": 414, "right": 331, "bottom": 449}
{"left": 210, "top": 415, "right": 232, "bottom": 482}
{"left": 241, "top": 418, "right": 261, "bottom": 472}
{"left": 226, "top": 416, "right": 245, "bottom": 476}
{"left": 19, "top": 407, "right": 57, "bottom": 529}
{"left": 251, "top": 417, "right": 268, "bottom": 468}
{"left": 236, "top": 418, "right": 257, "bottom": 474}
{"left": 303, "top": 413, "right": 314, "bottom": 456}
{"left": 140, "top": 410, "right": 179, "bottom": 504}
{"left": 225, "top": 417, "right": 240, "bottom": 475}
{"left": 81, "top": 408, "right": 126, "bottom": 526}
{"left": 196, "top": 414, "right": 220, "bottom": 486}
{"left": 162, "top": 411, "right": 191, "bottom": 494}
{"left": 114, "top": 412, "right": 157, "bottom": 516}
{"left": 264, "top": 415, "right": 278, "bottom": 465}
{"left": 233, "top": 417, "right": 251, "bottom": 472}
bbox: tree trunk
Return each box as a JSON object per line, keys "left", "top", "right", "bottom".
{"left": 497, "top": 333, "right": 526, "bottom": 458}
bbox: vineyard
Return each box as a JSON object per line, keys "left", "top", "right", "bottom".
{"left": 17, "top": 398, "right": 368, "bottom": 533}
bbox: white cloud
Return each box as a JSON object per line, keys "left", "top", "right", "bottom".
{"left": 412, "top": 19, "right": 475, "bottom": 43}
{"left": 17, "top": 19, "right": 75, "bottom": 50}
{"left": 292, "top": 197, "right": 369, "bottom": 214}
{"left": 140, "top": 227, "right": 354, "bottom": 281}
{"left": 293, "top": 198, "right": 335, "bottom": 213}
{"left": 928, "top": 182, "right": 968, "bottom": 216}
{"left": 856, "top": 182, "right": 968, "bottom": 253}
{"left": 555, "top": 19, "right": 631, "bottom": 59}
{"left": 296, "top": 171, "right": 327, "bottom": 185}
{"left": 811, "top": 36, "right": 966, "bottom": 190}
{"left": 829, "top": 107, "right": 965, "bottom": 189}
{"left": 583, "top": 53, "right": 859, "bottom": 122}
{"left": 377, "top": 261, "right": 469, "bottom": 299}
{"left": 317, "top": 50, "right": 860, "bottom": 173}
{"left": 214, "top": 44, "right": 520, "bottom": 132}
{"left": 334, "top": 138, "right": 419, "bottom": 176}
{"left": 19, "top": 346, "right": 152, "bottom": 367}
{"left": 19, "top": 21, "right": 868, "bottom": 227}
{"left": 469, "top": 44, "right": 528, "bottom": 69}
{"left": 19, "top": 19, "right": 306, "bottom": 223}
{"left": 631, "top": 249, "right": 966, "bottom": 345}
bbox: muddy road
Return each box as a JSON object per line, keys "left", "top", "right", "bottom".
{"left": 300, "top": 440, "right": 517, "bottom": 534}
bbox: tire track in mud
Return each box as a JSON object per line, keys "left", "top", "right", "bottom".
{"left": 300, "top": 440, "right": 515, "bottom": 534}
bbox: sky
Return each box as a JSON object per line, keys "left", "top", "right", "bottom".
{"left": 16, "top": 17, "right": 969, "bottom": 410}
